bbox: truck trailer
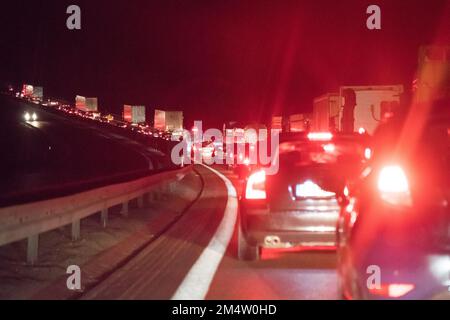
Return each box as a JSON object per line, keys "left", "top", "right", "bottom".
{"left": 312, "top": 93, "right": 340, "bottom": 132}
{"left": 154, "top": 110, "right": 183, "bottom": 131}
{"left": 21, "top": 84, "right": 43, "bottom": 102}
{"left": 312, "top": 85, "right": 403, "bottom": 135}
{"left": 123, "top": 105, "right": 146, "bottom": 124}
{"left": 338, "top": 85, "right": 404, "bottom": 135}
{"left": 75, "top": 96, "right": 98, "bottom": 112}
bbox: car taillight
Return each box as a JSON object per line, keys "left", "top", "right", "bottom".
{"left": 307, "top": 132, "right": 333, "bottom": 141}
{"left": 377, "top": 165, "right": 412, "bottom": 206}
{"left": 369, "top": 283, "right": 415, "bottom": 298}
{"left": 245, "top": 170, "right": 266, "bottom": 200}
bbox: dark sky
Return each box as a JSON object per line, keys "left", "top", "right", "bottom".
{"left": 1, "top": 0, "right": 449, "bottom": 128}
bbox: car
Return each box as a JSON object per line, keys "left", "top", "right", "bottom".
{"left": 238, "top": 131, "right": 371, "bottom": 260}
{"left": 336, "top": 99, "right": 450, "bottom": 300}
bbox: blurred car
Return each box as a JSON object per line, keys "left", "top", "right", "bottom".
{"left": 337, "top": 99, "right": 450, "bottom": 299}
{"left": 238, "top": 132, "right": 370, "bottom": 260}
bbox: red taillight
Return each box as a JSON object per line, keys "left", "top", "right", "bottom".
{"left": 245, "top": 171, "right": 266, "bottom": 200}
{"left": 369, "top": 284, "right": 415, "bottom": 298}
{"left": 307, "top": 132, "right": 333, "bottom": 141}
{"left": 377, "top": 165, "right": 412, "bottom": 206}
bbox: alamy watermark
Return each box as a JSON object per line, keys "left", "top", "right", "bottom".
{"left": 66, "top": 265, "right": 82, "bottom": 291}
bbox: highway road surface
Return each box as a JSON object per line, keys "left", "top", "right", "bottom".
{"left": 78, "top": 165, "right": 338, "bottom": 300}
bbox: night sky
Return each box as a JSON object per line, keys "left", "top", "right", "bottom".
{"left": 1, "top": 0, "right": 449, "bottom": 128}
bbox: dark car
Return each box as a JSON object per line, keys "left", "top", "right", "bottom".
{"left": 238, "top": 132, "right": 371, "bottom": 260}
{"left": 337, "top": 100, "right": 450, "bottom": 299}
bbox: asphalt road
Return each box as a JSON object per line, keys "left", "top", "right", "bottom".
{"left": 79, "top": 165, "right": 338, "bottom": 300}
{"left": 0, "top": 96, "right": 162, "bottom": 205}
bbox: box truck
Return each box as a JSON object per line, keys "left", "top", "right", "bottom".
{"left": 338, "top": 85, "right": 404, "bottom": 135}
{"left": 21, "top": 84, "right": 43, "bottom": 101}
{"left": 76, "top": 96, "right": 98, "bottom": 112}
{"left": 312, "top": 85, "right": 404, "bottom": 135}
{"left": 123, "top": 105, "right": 146, "bottom": 124}
{"left": 154, "top": 110, "right": 183, "bottom": 131}
{"left": 312, "top": 93, "right": 340, "bottom": 132}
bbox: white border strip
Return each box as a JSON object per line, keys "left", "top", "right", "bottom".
{"left": 172, "top": 164, "right": 238, "bottom": 300}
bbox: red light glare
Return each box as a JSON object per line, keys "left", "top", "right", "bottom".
{"left": 245, "top": 171, "right": 266, "bottom": 200}
{"left": 369, "top": 283, "right": 415, "bottom": 298}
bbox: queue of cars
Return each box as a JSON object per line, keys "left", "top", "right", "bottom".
{"left": 234, "top": 99, "right": 450, "bottom": 300}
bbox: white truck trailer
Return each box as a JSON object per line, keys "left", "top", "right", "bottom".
{"left": 154, "top": 110, "right": 183, "bottom": 131}
{"left": 123, "top": 105, "right": 146, "bottom": 124}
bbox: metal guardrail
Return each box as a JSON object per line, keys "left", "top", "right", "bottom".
{"left": 0, "top": 165, "right": 192, "bottom": 265}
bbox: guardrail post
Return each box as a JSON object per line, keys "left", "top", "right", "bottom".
{"left": 72, "top": 219, "right": 81, "bottom": 241}
{"left": 101, "top": 208, "right": 108, "bottom": 228}
{"left": 27, "top": 234, "right": 39, "bottom": 265}
{"left": 137, "top": 195, "right": 144, "bottom": 209}
{"left": 120, "top": 201, "right": 129, "bottom": 217}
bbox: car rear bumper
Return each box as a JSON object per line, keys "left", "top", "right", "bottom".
{"left": 241, "top": 206, "right": 338, "bottom": 248}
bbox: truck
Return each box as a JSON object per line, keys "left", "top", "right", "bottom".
{"left": 21, "top": 84, "right": 43, "bottom": 102}
{"left": 75, "top": 96, "right": 98, "bottom": 112}
{"left": 123, "top": 105, "right": 146, "bottom": 124}
{"left": 288, "top": 113, "right": 312, "bottom": 132}
{"left": 338, "top": 85, "right": 404, "bottom": 135}
{"left": 312, "top": 93, "right": 340, "bottom": 132}
{"left": 21, "top": 84, "right": 34, "bottom": 98}
{"left": 312, "top": 85, "right": 404, "bottom": 135}
{"left": 154, "top": 110, "right": 183, "bottom": 132}
{"left": 32, "top": 86, "right": 43, "bottom": 102}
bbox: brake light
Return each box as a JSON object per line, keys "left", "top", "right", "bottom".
{"left": 245, "top": 171, "right": 266, "bottom": 200}
{"left": 377, "top": 165, "right": 412, "bottom": 206}
{"left": 369, "top": 283, "right": 415, "bottom": 298}
{"left": 308, "top": 132, "right": 333, "bottom": 141}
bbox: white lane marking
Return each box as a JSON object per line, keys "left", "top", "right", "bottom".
{"left": 172, "top": 164, "right": 238, "bottom": 300}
